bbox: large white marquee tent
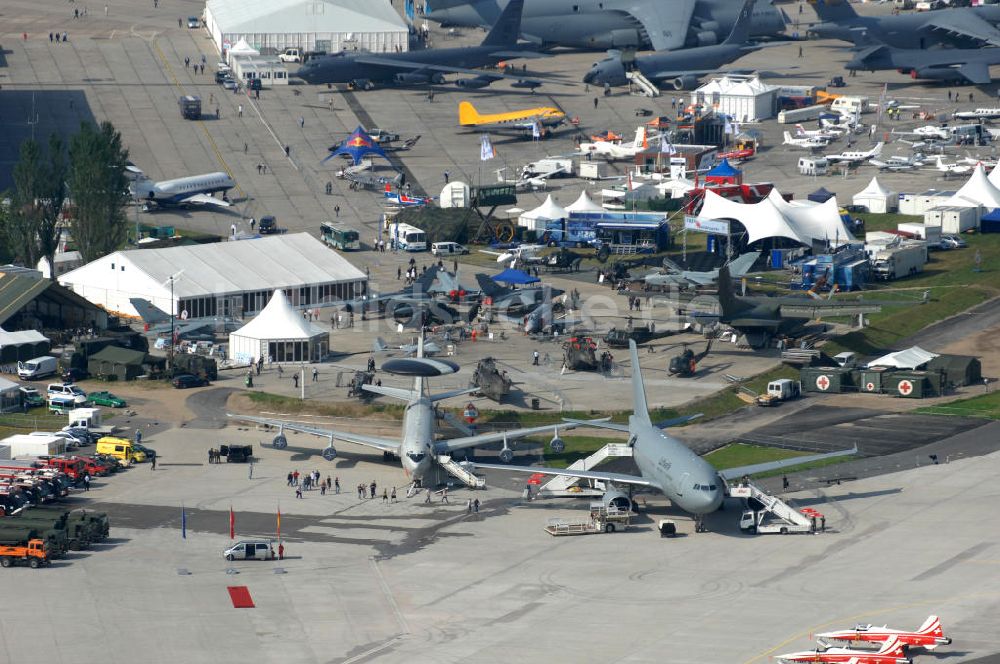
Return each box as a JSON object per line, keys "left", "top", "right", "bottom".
{"left": 698, "top": 189, "right": 854, "bottom": 247}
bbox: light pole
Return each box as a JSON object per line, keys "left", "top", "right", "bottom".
{"left": 168, "top": 275, "right": 175, "bottom": 370}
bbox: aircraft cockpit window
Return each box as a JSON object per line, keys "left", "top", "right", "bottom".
{"left": 406, "top": 452, "right": 426, "bottom": 463}
{"left": 693, "top": 484, "right": 701, "bottom": 490}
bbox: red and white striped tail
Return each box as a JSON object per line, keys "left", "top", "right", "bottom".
{"left": 918, "top": 615, "right": 942, "bottom": 636}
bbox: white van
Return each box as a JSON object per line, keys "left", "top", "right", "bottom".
{"left": 18, "top": 356, "right": 58, "bottom": 380}
{"left": 223, "top": 540, "right": 275, "bottom": 561}
{"left": 830, "top": 95, "right": 870, "bottom": 116}
{"left": 431, "top": 242, "right": 469, "bottom": 256}
{"left": 47, "top": 383, "right": 88, "bottom": 405}
{"left": 278, "top": 48, "right": 302, "bottom": 63}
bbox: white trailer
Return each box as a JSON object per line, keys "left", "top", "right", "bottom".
{"left": 898, "top": 222, "right": 941, "bottom": 246}
{"left": 777, "top": 104, "right": 828, "bottom": 124}
{"left": 68, "top": 408, "right": 115, "bottom": 434}
{"left": 1, "top": 434, "right": 66, "bottom": 458}
{"left": 924, "top": 205, "right": 980, "bottom": 235}
{"left": 578, "top": 161, "right": 611, "bottom": 180}
{"left": 870, "top": 242, "right": 927, "bottom": 280}
{"left": 522, "top": 158, "right": 573, "bottom": 179}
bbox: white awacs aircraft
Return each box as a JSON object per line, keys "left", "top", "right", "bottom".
{"left": 129, "top": 168, "right": 237, "bottom": 209}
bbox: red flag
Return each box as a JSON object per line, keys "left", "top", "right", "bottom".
{"left": 276, "top": 505, "right": 281, "bottom": 540}
{"left": 229, "top": 505, "right": 235, "bottom": 540}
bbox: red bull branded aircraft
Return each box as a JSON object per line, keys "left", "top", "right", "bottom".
{"left": 815, "top": 616, "right": 952, "bottom": 651}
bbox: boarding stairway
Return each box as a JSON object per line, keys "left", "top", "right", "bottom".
{"left": 538, "top": 443, "right": 633, "bottom": 497}
{"left": 730, "top": 481, "right": 811, "bottom": 527}
{"left": 626, "top": 70, "right": 660, "bottom": 98}
{"left": 438, "top": 455, "right": 486, "bottom": 489}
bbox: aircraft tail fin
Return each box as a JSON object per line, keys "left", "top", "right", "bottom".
{"left": 480, "top": 0, "right": 523, "bottom": 47}
{"left": 475, "top": 273, "right": 511, "bottom": 299}
{"left": 918, "top": 615, "right": 943, "bottom": 636}
{"left": 727, "top": 251, "right": 760, "bottom": 278}
{"left": 723, "top": 0, "right": 757, "bottom": 46}
{"left": 878, "top": 636, "right": 904, "bottom": 656}
{"left": 872, "top": 142, "right": 884, "bottom": 157}
{"left": 717, "top": 265, "right": 747, "bottom": 319}
{"left": 783, "top": 131, "right": 794, "bottom": 144}
{"left": 628, "top": 340, "right": 650, "bottom": 424}
{"left": 634, "top": 125, "right": 646, "bottom": 149}
{"left": 459, "top": 101, "right": 481, "bottom": 126}
{"left": 130, "top": 297, "right": 171, "bottom": 324}
{"left": 811, "top": 0, "right": 858, "bottom": 22}
{"left": 413, "top": 264, "right": 441, "bottom": 293}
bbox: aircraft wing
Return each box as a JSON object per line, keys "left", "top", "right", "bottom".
{"left": 727, "top": 317, "right": 782, "bottom": 329}
{"left": 178, "top": 193, "right": 231, "bottom": 208}
{"left": 717, "top": 446, "right": 858, "bottom": 481}
{"left": 923, "top": 11, "right": 1000, "bottom": 47}
{"left": 352, "top": 55, "right": 551, "bottom": 85}
{"left": 626, "top": 0, "right": 697, "bottom": 51}
{"left": 227, "top": 414, "right": 400, "bottom": 453}
{"left": 955, "top": 62, "right": 992, "bottom": 86}
{"left": 647, "top": 68, "right": 717, "bottom": 82}
{"left": 432, "top": 418, "right": 609, "bottom": 455}
{"left": 472, "top": 462, "right": 656, "bottom": 487}
{"left": 778, "top": 302, "right": 882, "bottom": 319}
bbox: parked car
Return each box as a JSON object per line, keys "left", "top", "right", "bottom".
{"left": 62, "top": 368, "right": 88, "bottom": 383}
{"left": 187, "top": 16, "right": 200, "bottom": 28}
{"left": 89, "top": 391, "right": 127, "bottom": 408}
{"left": 172, "top": 374, "right": 208, "bottom": 389}
{"left": 258, "top": 215, "right": 278, "bottom": 234}
{"left": 19, "top": 387, "right": 45, "bottom": 408}
{"left": 221, "top": 76, "right": 238, "bottom": 91}
{"left": 940, "top": 234, "right": 967, "bottom": 249}
{"left": 62, "top": 426, "right": 99, "bottom": 445}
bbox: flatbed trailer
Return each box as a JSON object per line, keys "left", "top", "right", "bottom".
{"left": 544, "top": 506, "right": 632, "bottom": 536}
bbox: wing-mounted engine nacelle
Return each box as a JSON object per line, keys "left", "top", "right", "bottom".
{"left": 586, "top": 29, "right": 640, "bottom": 50}
{"left": 549, "top": 436, "right": 565, "bottom": 454}
{"left": 394, "top": 72, "right": 445, "bottom": 85}
{"left": 911, "top": 67, "right": 961, "bottom": 82}
{"left": 694, "top": 26, "right": 719, "bottom": 47}
{"left": 602, "top": 488, "right": 633, "bottom": 513}
{"left": 272, "top": 432, "right": 288, "bottom": 450}
{"left": 351, "top": 78, "right": 374, "bottom": 90}
{"left": 322, "top": 446, "right": 338, "bottom": 461}
{"left": 671, "top": 74, "right": 700, "bottom": 90}
{"left": 456, "top": 75, "right": 493, "bottom": 89}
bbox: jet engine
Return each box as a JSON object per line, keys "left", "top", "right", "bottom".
{"left": 911, "top": 67, "right": 961, "bottom": 82}
{"left": 695, "top": 30, "right": 719, "bottom": 47}
{"left": 394, "top": 72, "right": 445, "bottom": 85}
{"left": 498, "top": 447, "right": 514, "bottom": 463}
{"left": 322, "top": 446, "right": 338, "bottom": 461}
{"left": 602, "top": 488, "right": 633, "bottom": 513}
{"left": 609, "top": 29, "right": 641, "bottom": 48}
{"left": 549, "top": 435, "right": 566, "bottom": 454}
{"left": 350, "top": 78, "right": 374, "bottom": 90}
{"left": 671, "top": 74, "right": 701, "bottom": 90}
{"left": 456, "top": 75, "right": 494, "bottom": 89}
{"left": 272, "top": 433, "right": 288, "bottom": 449}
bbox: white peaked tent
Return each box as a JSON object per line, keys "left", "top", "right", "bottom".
{"left": 518, "top": 195, "right": 568, "bottom": 231}
{"left": 868, "top": 346, "right": 938, "bottom": 370}
{"left": 989, "top": 163, "right": 1000, "bottom": 189}
{"left": 228, "top": 289, "right": 329, "bottom": 364}
{"left": 698, "top": 189, "right": 854, "bottom": 247}
{"left": 655, "top": 177, "right": 696, "bottom": 199}
{"left": 947, "top": 164, "right": 1000, "bottom": 209}
{"left": 227, "top": 38, "right": 260, "bottom": 58}
{"left": 853, "top": 177, "right": 898, "bottom": 214}
{"left": 565, "top": 191, "right": 604, "bottom": 213}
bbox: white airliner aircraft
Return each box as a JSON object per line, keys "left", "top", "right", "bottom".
{"left": 129, "top": 167, "right": 237, "bottom": 209}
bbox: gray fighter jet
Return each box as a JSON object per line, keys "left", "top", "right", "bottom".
{"left": 583, "top": 0, "right": 772, "bottom": 90}
{"left": 229, "top": 337, "right": 604, "bottom": 488}
{"left": 846, "top": 44, "right": 1000, "bottom": 86}
{"left": 810, "top": 0, "right": 1000, "bottom": 49}
{"left": 294, "top": 0, "right": 547, "bottom": 88}
{"left": 645, "top": 251, "right": 760, "bottom": 289}
{"left": 473, "top": 340, "right": 857, "bottom": 531}
{"left": 426, "top": 0, "right": 787, "bottom": 51}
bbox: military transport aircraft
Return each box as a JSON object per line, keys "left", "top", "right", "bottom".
{"left": 473, "top": 340, "right": 856, "bottom": 531}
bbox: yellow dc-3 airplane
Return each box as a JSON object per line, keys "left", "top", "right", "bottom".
{"left": 458, "top": 101, "right": 566, "bottom": 137}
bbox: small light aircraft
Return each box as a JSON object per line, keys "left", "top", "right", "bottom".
{"left": 868, "top": 154, "right": 924, "bottom": 171}
{"left": 825, "top": 142, "right": 884, "bottom": 165}
{"left": 479, "top": 244, "right": 545, "bottom": 269}
{"left": 384, "top": 184, "right": 433, "bottom": 207}
{"left": 815, "top": 615, "right": 952, "bottom": 651}
{"left": 794, "top": 124, "right": 839, "bottom": 141}
{"left": 784, "top": 131, "right": 830, "bottom": 150}
{"left": 579, "top": 126, "right": 649, "bottom": 160}
{"left": 934, "top": 155, "right": 973, "bottom": 177}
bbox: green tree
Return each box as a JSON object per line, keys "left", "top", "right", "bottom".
{"left": 67, "top": 121, "right": 130, "bottom": 263}
{"left": 5, "top": 135, "right": 67, "bottom": 277}
{"left": 37, "top": 134, "right": 68, "bottom": 281}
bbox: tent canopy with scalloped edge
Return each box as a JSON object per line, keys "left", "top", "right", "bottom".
{"left": 228, "top": 289, "right": 329, "bottom": 364}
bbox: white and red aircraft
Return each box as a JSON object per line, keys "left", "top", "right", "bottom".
{"left": 815, "top": 615, "right": 952, "bottom": 651}
{"left": 775, "top": 635, "right": 911, "bottom": 664}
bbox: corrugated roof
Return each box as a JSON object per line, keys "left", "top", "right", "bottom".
{"left": 89, "top": 346, "right": 147, "bottom": 366}
{"left": 0, "top": 274, "right": 50, "bottom": 327}
{"left": 207, "top": 0, "right": 407, "bottom": 34}
{"left": 62, "top": 233, "right": 366, "bottom": 299}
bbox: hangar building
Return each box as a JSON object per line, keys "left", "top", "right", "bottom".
{"left": 59, "top": 233, "right": 367, "bottom": 320}
{"left": 204, "top": 0, "right": 409, "bottom": 57}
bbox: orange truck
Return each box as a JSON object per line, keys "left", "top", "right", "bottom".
{"left": 0, "top": 539, "right": 49, "bottom": 568}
